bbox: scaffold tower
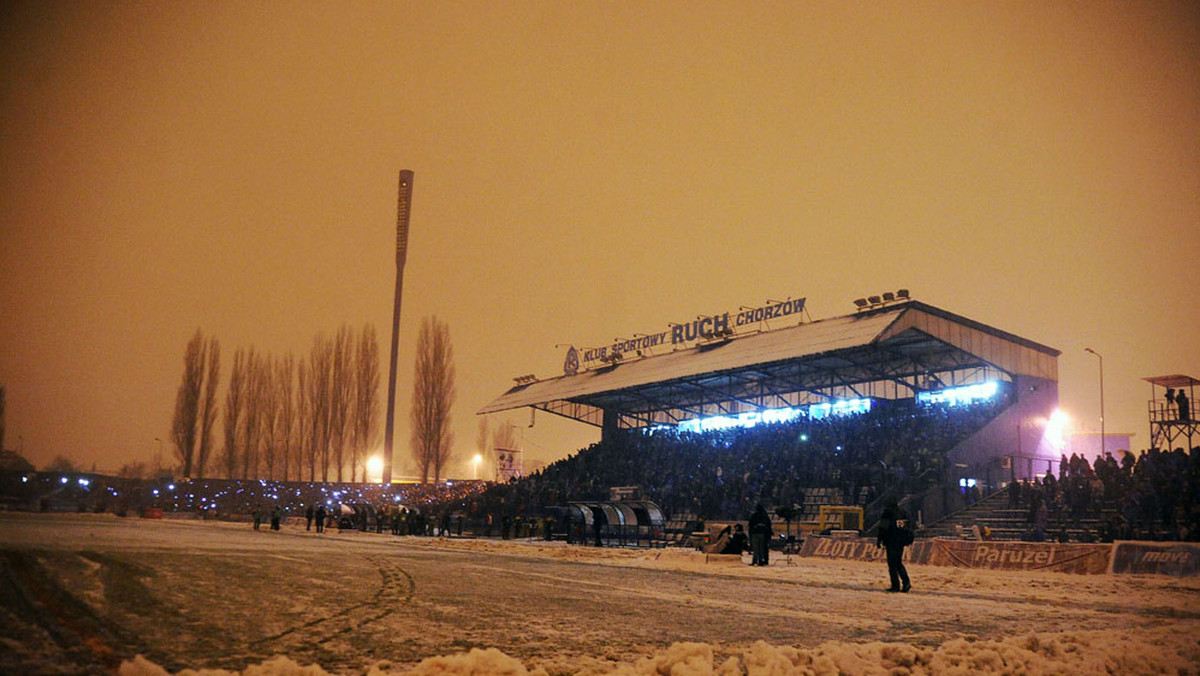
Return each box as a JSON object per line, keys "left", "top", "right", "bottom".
{"left": 1144, "top": 375, "right": 1198, "bottom": 451}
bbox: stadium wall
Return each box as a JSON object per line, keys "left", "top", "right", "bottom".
{"left": 947, "top": 375, "right": 1060, "bottom": 480}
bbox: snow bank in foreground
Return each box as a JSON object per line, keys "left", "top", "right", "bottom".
{"left": 119, "top": 627, "right": 1200, "bottom": 676}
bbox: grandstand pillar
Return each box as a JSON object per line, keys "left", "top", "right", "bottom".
{"left": 602, "top": 409, "right": 620, "bottom": 443}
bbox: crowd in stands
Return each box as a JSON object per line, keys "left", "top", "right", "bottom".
{"left": 472, "top": 393, "right": 1008, "bottom": 523}
{"left": 1008, "top": 447, "right": 1200, "bottom": 542}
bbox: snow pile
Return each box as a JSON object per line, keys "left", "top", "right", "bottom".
{"left": 119, "top": 626, "right": 1200, "bottom": 676}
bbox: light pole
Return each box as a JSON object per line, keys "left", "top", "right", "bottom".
{"left": 1084, "top": 348, "right": 1104, "bottom": 458}
{"left": 383, "top": 170, "right": 414, "bottom": 485}
{"left": 472, "top": 453, "right": 482, "bottom": 480}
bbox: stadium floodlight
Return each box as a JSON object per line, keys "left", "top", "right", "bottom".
{"left": 897, "top": 289, "right": 910, "bottom": 299}
{"left": 853, "top": 298, "right": 869, "bottom": 308}
{"left": 868, "top": 295, "right": 882, "bottom": 305}
{"left": 883, "top": 292, "right": 895, "bottom": 302}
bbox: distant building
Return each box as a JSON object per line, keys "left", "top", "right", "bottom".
{"left": 1069, "top": 432, "right": 1133, "bottom": 463}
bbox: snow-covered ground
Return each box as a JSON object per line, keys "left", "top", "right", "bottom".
{"left": 2, "top": 512, "right": 1198, "bottom": 675}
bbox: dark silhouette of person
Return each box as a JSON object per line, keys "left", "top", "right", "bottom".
{"left": 748, "top": 504, "right": 772, "bottom": 566}
{"left": 876, "top": 496, "right": 912, "bottom": 592}
{"left": 314, "top": 504, "right": 326, "bottom": 533}
{"left": 1177, "top": 390, "right": 1191, "bottom": 422}
{"left": 722, "top": 523, "right": 749, "bottom": 555}
{"left": 305, "top": 505, "right": 314, "bottom": 531}
{"left": 270, "top": 505, "right": 282, "bottom": 531}
{"left": 252, "top": 505, "right": 262, "bottom": 531}
{"left": 1165, "top": 388, "right": 1176, "bottom": 419}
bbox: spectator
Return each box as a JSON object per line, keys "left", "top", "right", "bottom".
{"left": 749, "top": 504, "right": 772, "bottom": 566}
{"left": 722, "top": 524, "right": 749, "bottom": 555}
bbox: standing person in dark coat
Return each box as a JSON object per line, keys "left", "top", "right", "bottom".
{"left": 315, "top": 504, "right": 326, "bottom": 533}
{"left": 270, "top": 505, "right": 282, "bottom": 531}
{"left": 1177, "top": 390, "right": 1191, "bottom": 422}
{"left": 593, "top": 512, "right": 603, "bottom": 547}
{"left": 748, "top": 504, "right": 773, "bottom": 566}
{"left": 876, "top": 496, "right": 912, "bottom": 592}
{"left": 305, "top": 505, "right": 314, "bottom": 531}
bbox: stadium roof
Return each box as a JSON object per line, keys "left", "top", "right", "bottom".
{"left": 479, "top": 300, "right": 1060, "bottom": 430}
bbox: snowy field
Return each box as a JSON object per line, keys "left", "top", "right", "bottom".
{"left": 1, "top": 512, "right": 1198, "bottom": 675}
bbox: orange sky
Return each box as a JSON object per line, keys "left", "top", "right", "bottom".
{"left": 2, "top": 2, "right": 1197, "bottom": 477}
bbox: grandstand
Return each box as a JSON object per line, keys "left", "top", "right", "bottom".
{"left": 480, "top": 297, "right": 1063, "bottom": 528}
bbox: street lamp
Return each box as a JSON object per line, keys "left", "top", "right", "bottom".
{"left": 472, "top": 454, "right": 483, "bottom": 480}
{"left": 1084, "top": 348, "right": 1104, "bottom": 459}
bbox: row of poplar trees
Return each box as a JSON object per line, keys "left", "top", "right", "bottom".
{"left": 169, "top": 317, "right": 456, "bottom": 484}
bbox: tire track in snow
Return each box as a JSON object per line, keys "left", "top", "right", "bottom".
{"left": 253, "top": 553, "right": 416, "bottom": 649}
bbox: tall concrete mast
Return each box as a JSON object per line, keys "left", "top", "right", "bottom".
{"left": 383, "top": 170, "right": 413, "bottom": 485}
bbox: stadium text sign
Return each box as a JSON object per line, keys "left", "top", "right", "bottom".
{"left": 564, "top": 297, "right": 805, "bottom": 374}
{"left": 1110, "top": 541, "right": 1200, "bottom": 576}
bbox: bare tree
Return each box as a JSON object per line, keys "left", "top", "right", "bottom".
{"left": 259, "top": 353, "right": 280, "bottom": 479}
{"left": 170, "top": 329, "right": 207, "bottom": 478}
{"left": 222, "top": 348, "right": 246, "bottom": 479}
{"left": 304, "top": 335, "right": 334, "bottom": 481}
{"left": 409, "top": 316, "right": 456, "bottom": 484}
{"left": 117, "top": 461, "right": 149, "bottom": 479}
{"left": 195, "top": 336, "right": 220, "bottom": 479}
{"left": 45, "top": 455, "right": 79, "bottom": 472}
{"left": 297, "top": 360, "right": 313, "bottom": 481}
{"left": 240, "top": 348, "right": 268, "bottom": 479}
{"left": 352, "top": 324, "right": 380, "bottom": 482}
{"left": 329, "top": 325, "right": 354, "bottom": 482}
{"left": 275, "top": 352, "right": 296, "bottom": 481}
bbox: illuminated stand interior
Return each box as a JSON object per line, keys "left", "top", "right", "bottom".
{"left": 665, "top": 382, "right": 1000, "bottom": 435}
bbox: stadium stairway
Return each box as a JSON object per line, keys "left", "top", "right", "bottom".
{"left": 918, "top": 488, "right": 1106, "bottom": 542}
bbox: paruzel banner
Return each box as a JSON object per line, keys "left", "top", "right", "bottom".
{"left": 928, "top": 539, "right": 1111, "bottom": 575}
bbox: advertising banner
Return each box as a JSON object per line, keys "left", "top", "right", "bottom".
{"left": 929, "top": 539, "right": 1111, "bottom": 575}
{"left": 1110, "top": 541, "right": 1200, "bottom": 577}
{"left": 800, "top": 535, "right": 934, "bottom": 565}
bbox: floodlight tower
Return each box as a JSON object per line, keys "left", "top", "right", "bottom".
{"left": 383, "top": 170, "right": 414, "bottom": 485}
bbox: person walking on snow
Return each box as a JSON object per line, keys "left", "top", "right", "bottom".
{"left": 876, "top": 496, "right": 912, "bottom": 592}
